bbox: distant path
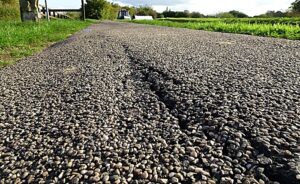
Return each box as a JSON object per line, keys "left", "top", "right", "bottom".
{"left": 0, "top": 21, "right": 299, "bottom": 183}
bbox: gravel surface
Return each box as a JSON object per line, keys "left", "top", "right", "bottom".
{"left": 0, "top": 21, "right": 299, "bottom": 184}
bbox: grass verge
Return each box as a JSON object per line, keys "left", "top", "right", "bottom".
{"left": 131, "top": 19, "right": 300, "bottom": 40}
{"left": 161, "top": 17, "right": 300, "bottom": 26}
{"left": 0, "top": 19, "right": 96, "bottom": 68}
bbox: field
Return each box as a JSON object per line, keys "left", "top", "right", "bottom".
{"left": 162, "top": 17, "right": 300, "bottom": 25}
{"left": 131, "top": 17, "right": 300, "bottom": 40}
{"left": 0, "top": 20, "right": 95, "bottom": 68}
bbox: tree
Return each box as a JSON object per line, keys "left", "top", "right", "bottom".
{"left": 183, "top": 10, "right": 190, "bottom": 16}
{"left": 85, "top": 0, "right": 121, "bottom": 20}
{"left": 216, "top": 12, "right": 234, "bottom": 18}
{"left": 122, "top": 6, "right": 136, "bottom": 16}
{"left": 104, "top": 3, "right": 120, "bottom": 20}
{"left": 290, "top": 0, "right": 300, "bottom": 13}
{"left": 175, "top": 10, "right": 189, "bottom": 17}
{"left": 190, "top": 12, "right": 204, "bottom": 18}
{"left": 157, "top": 13, "right": 164, "bottom": 18}
{"left": 229, "top": 10, "right": 248, "bottom": 18}
{"left": 162, "top": 10, "right": 192, "bottom": 18}
{"left": 85, "top": 0, "right": 109, "bottom": 19}
{"left": 136, "top": 6, "right": 157, "bottom": 18}
{"left": 256, "top": 10, "right": 287, "bottom": 17}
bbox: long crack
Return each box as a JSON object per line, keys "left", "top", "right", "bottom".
{"left": 122, "top": 43, "right": 300, "bottom": 184}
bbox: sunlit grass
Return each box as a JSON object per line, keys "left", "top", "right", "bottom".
{"left": 0, "top": 19, "right": 96, "bottom": 68}
{"left": 0, "top": 4, "right": 20, "bottom": 21}
{"left": 131, "top": 19, "right": 300, "bottom": 40}
{"left": 161, "top": 17, "right": 300, "bottom": 26}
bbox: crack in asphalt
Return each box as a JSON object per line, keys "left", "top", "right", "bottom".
{"left": 121, "top": 42, "right": 300, "bottom": 184}
{"left": 1, "top": 21, "right": 299, "bottom": 183}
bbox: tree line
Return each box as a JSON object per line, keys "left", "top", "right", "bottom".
{"left": 84, "top": 0, "right": 300, "bottom": 19}
{"left": 0, "top": 0, "right": 299, "bottom": 21}
{"left": 161, "top": 2, "right": 300, "bottom": 18}
{"left": 85, "top": 0, "right": 158, "bottom": 19}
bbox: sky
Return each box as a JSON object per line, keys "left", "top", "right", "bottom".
{"left": 44, "top": 0, "right": 295, "bottom": 16}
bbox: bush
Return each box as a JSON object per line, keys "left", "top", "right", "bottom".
{"left": 136, "top": 6, "right": 157, "bottom": 18}
{"left": 66, "top": 12, "right": 81, "bottom": 19}
{"left": 0, "top": 4, "right": 20, "bottom": 21}
{"left": 216, "top": 12, "right": 235, "bottom": 18}
{"left": 229, "top": 10, "right": 248, "bottom": 18}
{"left": 0, "top": 0, "right": 20, "bottom": 21}
{"left": 291, "top": 0, "right": 300, "bottom": 13}
{"left": 85, "top": 0, "right": 119, "bottom": 20}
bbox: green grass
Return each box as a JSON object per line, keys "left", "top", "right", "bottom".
{"left": 162, "top": 17, "right": 300, "bottom": 26}
{"left": 0, "top": 19, "right": 96, "bottom": 68}
{"left": 0, "top": 4, "right": 20, "bottom": 21}
{"left": 131, "top": 18, "right": 300, "bottom": 40}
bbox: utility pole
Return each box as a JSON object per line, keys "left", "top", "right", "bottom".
{"left": 45, "top": 0, "right": 50, "bottom": 21}
{"left": 81, "top": 0, "right": 86, "bottom": 21}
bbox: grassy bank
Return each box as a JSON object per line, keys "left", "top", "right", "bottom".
{"left": 0, "top": 2, "right": 20, "bottom": 21}
{"left": 131, "top": 19, "right": 300, "bottom": 40}
{"left": 162, "top": 17, "right": 300, "bottom": 26}
{"left": 0, "top": 20, "right": 96, "bottom": 68}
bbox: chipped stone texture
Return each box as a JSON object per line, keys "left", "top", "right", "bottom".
{"left": 0, "top": 21, "right": 299, "bottom": 183}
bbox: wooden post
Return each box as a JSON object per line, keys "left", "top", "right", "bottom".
{"left": 19, "top": 0, "right": 40, "bottom": 21}
{"left": 45, "top": 0, "right": 50, "bottom": 21}
{"left": 81, "top": 0, "right": 86, "bottom": 21}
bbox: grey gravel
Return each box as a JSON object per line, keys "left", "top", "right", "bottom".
{"left": 0, "top": 21, "right": 300, "bottom": 183}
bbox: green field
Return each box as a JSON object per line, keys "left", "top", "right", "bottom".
{"left": 0, "top": 20, "right": 95, "bottom": 68}
{"left": 162, "top": 17, "right": 300, "bottom": 25}
{"left": 131, "top": 18, "right": 300, "bottom": 40}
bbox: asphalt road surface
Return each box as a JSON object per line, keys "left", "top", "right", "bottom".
{"left": 0, "top": 21, "right": 299, "bottom": 184}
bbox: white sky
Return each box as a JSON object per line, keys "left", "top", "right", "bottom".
{"left": 44, "top": 0, "right": 295, "bottom": 16}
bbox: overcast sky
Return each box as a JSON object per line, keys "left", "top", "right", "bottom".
{"left": 45, "top": 0, "right": 295, "bottom": 16}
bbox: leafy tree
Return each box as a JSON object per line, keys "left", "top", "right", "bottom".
{"left": 84, "top": 0, "right": 159, "bottom": 20}
{"left": 266, "top": 11, "right": 286, "bottom": 17}
{"left": 256, "top": 10, "right": 287, "bottom": 17}
{"left": 162, "top": 10, "right": 195, "bottom": 18}
{"left": 85, "top": 0, "right": 109, "bottom": 19}
{"left": 162, "top": 9, "right": 205, "bottom": 18}
{"left": 136, "top": 6, "right": 157, "bottom": 18}
{"left": 229, "top": 10, "right": 248, "bottom": 18}
{"left": 85, "top": 0, "right": 158, "bottom": 20}
{"left": 162, "top": 10, "right": 175, "bottom": 17}
{"left": 183, "top": 10, "right": 190, "bottom": 16}
{"left": 175, "top": 10, "right": 190, "bottom": 18}
{"left": 104, "top": 3, "right": 120, "bottom": 20}
{"left": 122, "top": 6, "right": 136, "bottom": 17}
{"left": 157, "top": 13, "right": 164, "bottom": 18}
{"left": 190, "top": 12, "right": 205, "bottom": 18}
{"left": 216, "top": 12, "right": 234, "bottom": 18}
{"left": 290, "top": 0, "right": 300, "bottom": 13}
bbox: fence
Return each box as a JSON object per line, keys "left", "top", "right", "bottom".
{"left": 40, "top": 0, "right": 85, "bottom": 21}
